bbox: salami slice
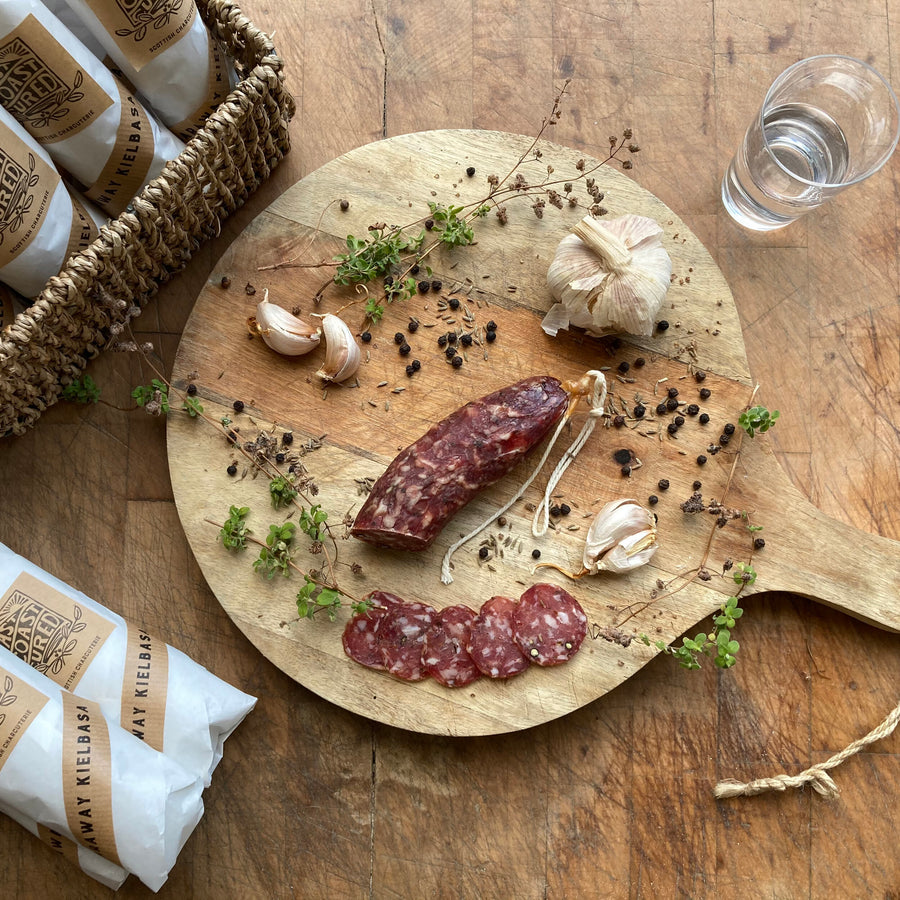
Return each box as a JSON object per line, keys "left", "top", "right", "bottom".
{"left": 351, "top": 375, "right": 569, "bottom": 551}
{"left": 378, "top": 601, "right": 438, "bottom": 682}
{"left": 341, "top": 591, "right": 404, "bottom": 670}
{"left": 466, "top": 595, "right": 529, "bottom": 679}
{"left": 513, "top": 583, "right": 587, "bottom": 666}
{"left": 422, "top": 604, "right": 482, "bottom": 688}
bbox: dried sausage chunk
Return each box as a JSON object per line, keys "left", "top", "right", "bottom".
{"left": 341, "top": 591, "right": 405, "bottom": 670}
{"left": 422, "top": 604, "right": 482, "bottom": 688}
{"left": 466, "top": 595, "right": 529, "bottom": 679}
{"left": 351, "top": 376, "right": 569, "bottom": 551}
{"left": 513, "top": 583, "right": 587, "bottom": 666}
{"left": 379, "top": 601, "right": 438, "bottom": 682}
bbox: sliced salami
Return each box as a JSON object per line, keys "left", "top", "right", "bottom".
{"left": 341, "top": 591, "right": 404, "bottom": 670}
{"left": 378, "top": 600, "right": 438, "bottom": 682}
{"left": 466, "top": 595, "right": 529, "bottom": 679}
{"left": 422, "top": 604, "right": 482, "bottom": 688}
{"left": 513, "top": 583, "right": 587, "bottom": 666}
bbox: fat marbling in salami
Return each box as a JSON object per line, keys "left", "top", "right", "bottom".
{"left": 378, "top": 600, "right": 438, "bottom": 681}
{"left": 466, "top": 595, "right": 530, "bottom": 679}
{"left": 422, "top": 604, "right": 482, "bottom": 688}
{"left": 513, "top": 583, "right": 587, "bottom": 666}
{"left": 351, "top": 375, "right": 569, "bottom": 551}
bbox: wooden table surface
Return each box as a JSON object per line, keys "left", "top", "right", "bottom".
{"left": 2, "top": 1, "right": 899, "bottom": 897}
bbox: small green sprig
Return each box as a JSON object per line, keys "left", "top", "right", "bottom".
{"left": 333, "top": 228, "right": 426, "bottom": 289}
{"left": 427, "top": 202, "right": 477, "bottom": 248}
{"left": 739, "top": 405, "right": 780, "bottom": 437}
{"left": 132, "top": 378, "right": 170, "bottom": 413}
{"left": 298, "top": 504, "right": 328, "bottom": 541}
{"left": 296, "top": 576, "right": 342, "bottom": 621}
{"left": 268, "top": 474, "right": 298, "bottom": 509}
{"left": 218, "top": 505, "right": 251, "bottom": 550}
{"left": 62, "top": 374, "right": 101, "bottom": 404}
{"left": 253, "top": 522, "right": 296, "bottom": 578}
{"left": 642, "top": 596, "right": 744, "bottom": 670}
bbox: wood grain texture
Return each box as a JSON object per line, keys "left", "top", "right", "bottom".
{"left": 0, "top": 0, "right": 899, "bottom": 896}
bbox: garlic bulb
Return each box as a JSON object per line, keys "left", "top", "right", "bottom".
{"left": 316, "top": 313, "right": 361, "bottom": 383}
{"left": 249, "top": 291, "right": 321, "bottom": 356}
{"left": 583, "top": 498, "right": 658, "bottom": 574}
{"left": 542, "top": 214, "right": 672, "bottom": 338}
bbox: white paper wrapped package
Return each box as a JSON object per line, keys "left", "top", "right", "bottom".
{"left": 0, "top": 105, "right": 101, "bottom": 297}
{"left": 53, "top": 0, "right": 238, "bottom": 141}
{"left": 0, "top": 797, "right": 128, "bottom": 889}
{"left": 0, "top": 541, "right": 256, "bottom": 787}
{"left": 0, "top": 646, "right": 204, "bottom": 892}
{"left": 0, "top": 0, "right": 184, "bottom": 216}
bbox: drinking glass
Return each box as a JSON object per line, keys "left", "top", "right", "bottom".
{"left": 721, "top": 55, "right": 900, "bottom": 231}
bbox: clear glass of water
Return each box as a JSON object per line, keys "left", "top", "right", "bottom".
{"left": 721, "top": 55, "right": 900, "bottom": 231}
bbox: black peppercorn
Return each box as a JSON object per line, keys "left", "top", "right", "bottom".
{"left": 667, "top": 422, "right": 678, "bottom": 435}
{"left": 276, "top": 452, "right": 285, "bottom": 464}
{"left": 634, "top": 357, "right": 646, "bottom": 368}
{"left": 485, "top": 330, "right": 497, "bottom": 342}
{"left": 399, "top": 343, "right": 411, "bottom": 356}
{"left": 232, "top": 399, "right": 244, "bottom": 413}
{"left": 447, "top": 331, "right": 457, "bottom": 344}
{"left": 187, "top": 383, "right": 197, "bottom": 396}
{"left": 719, "top": 433, "right": 731, "bottom": 445}
{"left": 438, "top": 333, "right": 448, "bottom": 347}
{"left": 394, "top": 332, "right": 405, "bottom": 344}
{"left": 648, "top": 494, "right": 659, "bottom": 505}
{"left": 220, "top": 275, "right": 231, "bottom": 288}
{"left": 699, "top": 413, "right": 710, "bottom": 425}
{"left": 655, "top": 402, "right": 667, "bottom": 415}
{"left": 418, "top": 280, "right": 430, "bottom": 293}
{"left": 753, "top": 537, "right": 766, "bottom": 550}
{"left": 697, "top": 454, "right": 707, "bottom": 465}
{"left": 282, "top": 432, "right": 293, "bottom": 446}
{"left": 723, "top": 422, "right": 735, "bottom": 435}
{"left": 550, "top": 505, "right": 561, "bottom": 517}
{"left": 531, "top": 548, "right": 541, "bottom": 560}
{"left": 634, "top": 404, "right": 646, "bottom": 418}
{"left": 618, "top": 361, "right": 630, "bottom": 374}
{"left": 424, "top": 220, "right": 434, "bottom": 231}
{"left": 621, "top": 465, "right": 632, "bottom": 477}
{"left": 666, "top": 397, "right": 678, "bottom": 411}
{"left": 485, "top": 320, "right": 498, "bottom": 331}
{"left": 411, "top": 264, "right": 421, "bottom": 275}
{"left": 226, "top": 463, "right": 237, "bottom": 476}
{"left": 694, "top": 371, "right": 706, "bottom": 382}
{"left": 460, "top": 333, "right": 473, "bottom": 347}
{"left": 613, "top": 448, "right": 632, "bottom": 465}
{"left": 361, "top": 331, "right": 372, "bottom": 343}
{"left": 451, "top": 355, "right": 463, "bottom": 368}
{"left": 479, "top": 546, "right": 489, "bottom": 559}
{"left": 674, "top": 415, "right": 685, "bottom": 427}
{"left": 408, "top": 320, "right": 419, "bottom": 333}
{"left": 686, "top": 403, "right": 699, "bottom": 415}
{"left": 448, "top": 297, "right": 460, "bottom": 310}
{"left": 692, "top": 480, "right": 702, "bottom": 490}
{"left": 444, "top": 346, "right": 457, "bottom": 359}
{"left": 406, "top": 364, "right": 416, "bottom": 377}
{"left": 699, "top": 388, "right": 711, "bottom": 400}
{"left": 411, "top": 359, "right": 421, "bottom": 371}
{"left": 559, "top": 503, "right": 571, "bottom": 515}
{"left": 667, "top": 387, "right": 679, "bottom": 398}
{"left": 658, "top": 479, "right": 670, "bottom": 491}
{"left": 657, "top": 319, "right": 669, "bottom": 331}
{"left": 384, "top": 274, "right": 394, "bottom": 286}
{"left": 466, "top": 166, "right": 476, "bottom": 177}
{"left": 339, "top": 199, "right": 349, "bottom": 211}
{"left": 613, "top": 415, "right": 626, "bottom": 428}
{"left": 432, "top": 280, "right": 443, "bottom": 292}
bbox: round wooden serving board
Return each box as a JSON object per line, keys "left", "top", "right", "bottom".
{"left": 168, "top": 130, "right": 900, "bottom": 736}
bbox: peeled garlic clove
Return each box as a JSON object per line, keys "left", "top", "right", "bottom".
{"left": 583, "top": 498, "right": 658, "bottom": 574}
{"left": 316, "top": 313, "right": 361, "bottom": 383}
{"left": 251, "top": 291, "right": 321, "bottom": 356}
{"left": 544, "top": 213, "right": 672, "bottom": 338}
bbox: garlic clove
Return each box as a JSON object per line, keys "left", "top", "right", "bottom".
{"left": 250, "top": 290, "right": 321, "bottom": 356}
{"left": 583, "top": 498, "right": 659, "bottom": 574}
{"left": 315, "top": 313, "right": 361, "bottom": 383}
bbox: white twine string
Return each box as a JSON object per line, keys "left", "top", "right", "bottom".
{"left": 714, "top": 698, "right": 900, "bottom": 801}
{"left": 440, "top": 371, "right": 607, "bottom": 585}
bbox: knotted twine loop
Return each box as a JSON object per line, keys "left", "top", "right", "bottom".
{"left": 440, "top": 371, "right": 607, "bottom": 585}
{"left": 714, "top": 699, "right": 900, "bottom": 801}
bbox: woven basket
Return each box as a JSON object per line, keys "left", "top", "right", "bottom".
{"left": 0, "top": 0, "right": 295, "bottom": 437}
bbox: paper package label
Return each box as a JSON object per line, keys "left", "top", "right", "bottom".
{"left": 0, "top": 666, "right": 48, "bottom": 773}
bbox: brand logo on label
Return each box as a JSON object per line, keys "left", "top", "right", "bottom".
{"left": 115, "top": 0, "right": 187, "bottom": 42}
{"left": 0, "top": 149, "right": 38, "bottom": 247}
{"left": 0, "top": 35, "right": 85, "bottom": 132}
